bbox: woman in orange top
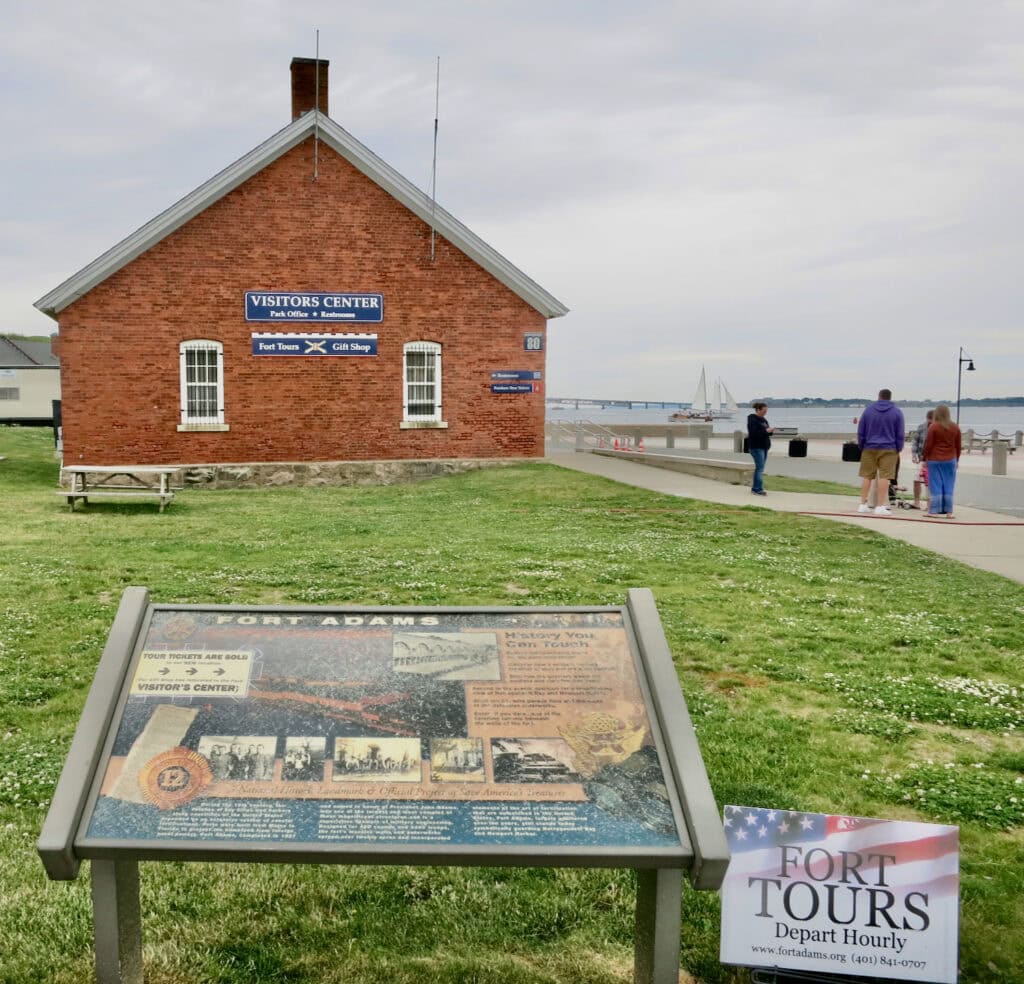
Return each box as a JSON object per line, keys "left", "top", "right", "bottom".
{"left": 923, "top": 403, "right": 962, "bottom": 518}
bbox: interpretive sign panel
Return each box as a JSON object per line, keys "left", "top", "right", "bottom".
{"left": 40, "top": 590, "right": 730, "bottom": 984}
{"left": 720, "top": 806, "right": 959, "bottom": 983}
{"left": 72, "top": 603, "right": 694, "bottom": 863}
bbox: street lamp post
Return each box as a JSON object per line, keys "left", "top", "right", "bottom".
{"left": 955, "top": 347, "right": 975, "bottom": 426}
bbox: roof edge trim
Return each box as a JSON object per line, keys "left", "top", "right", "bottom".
{"left": 34, "top": 112, "right": 568, "bottom": 321}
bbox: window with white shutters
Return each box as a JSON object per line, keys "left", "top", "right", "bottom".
{"left": 402, "top": 341, "right": 445, "bottom": 426}
{"left": 178, "top": 340, "right": 226, "bottom": 429}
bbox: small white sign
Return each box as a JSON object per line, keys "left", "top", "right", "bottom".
{"left": 720, "top": 806, "right": 959, "bottom": 983}
{"left": 131, "top": 650, "right": 254, "bottom": 697}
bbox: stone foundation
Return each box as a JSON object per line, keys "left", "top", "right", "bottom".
{"left": 175, "top": 457, "right": 538, "bottom": 490}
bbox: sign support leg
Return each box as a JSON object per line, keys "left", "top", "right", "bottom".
{"left": 634, "top": 867, "right": 682, "bottom": 984}
{"left": 92, "top": 859, "right": 143, "bottom": 984}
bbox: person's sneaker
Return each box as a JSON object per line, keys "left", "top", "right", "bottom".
{"left": 857, "top": 503, "right": 872, "bottom": 513}
{"left": 874, "top": 506, "right": 892, "bottom": 515}
{"left": 752, "top": 490, "right": 767, "bottom": 496}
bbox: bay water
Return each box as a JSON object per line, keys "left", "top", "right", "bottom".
{"left": 546, "top": 404, "right": 1023, "bottom": 436}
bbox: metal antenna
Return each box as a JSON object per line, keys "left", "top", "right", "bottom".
{"left": 430, "top": 56, "right": 440, "bottom": 261}
{"left": 313, "top": 29, "right": 320, "bottom": 182}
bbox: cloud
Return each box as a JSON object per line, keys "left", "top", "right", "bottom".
{"left": 2, "top": 2, "right": 1022, "bottom": 399}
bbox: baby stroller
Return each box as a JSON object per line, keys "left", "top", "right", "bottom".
{"left": 887, "top": 458, "right": 915, "bottom": 509}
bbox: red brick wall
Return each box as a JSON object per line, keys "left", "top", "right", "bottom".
{"left": 57, "top": 138, "right": 549, "bottom": 465}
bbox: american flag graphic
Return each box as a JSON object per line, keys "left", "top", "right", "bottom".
{"left": 723, "top": 806, "right": 959, "bottom": 899}
{"left": 720, "top": 806, "right": 959, "bottom": 984}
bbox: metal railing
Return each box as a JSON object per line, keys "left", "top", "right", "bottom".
{"left": 963, "top": 429, "right": 1021, "bottom": 452}
{"left": 545, "top": 420, "right": 631, "bottom": 452}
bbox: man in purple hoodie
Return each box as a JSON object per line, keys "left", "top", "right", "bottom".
{"left": 856, "top": 388, "right": 905, "bottom": 515}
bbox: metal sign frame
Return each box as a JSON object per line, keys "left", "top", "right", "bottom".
{"left": 39, "top": 587, "right": 728, "bottom": 984}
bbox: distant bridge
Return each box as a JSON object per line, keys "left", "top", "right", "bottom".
{"left": 546, "top": 397, "right": 690, "bottom": 410}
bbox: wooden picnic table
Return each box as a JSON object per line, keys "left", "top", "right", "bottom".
{"left": 58, "top": 465, "right": 179, "bottom": 512}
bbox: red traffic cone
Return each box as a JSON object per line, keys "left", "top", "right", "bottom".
{"left": 637, "top": 438, "right": 645, "bottom": 453}
{"left": 613, "top": 438, "right": 620, "bottom": 451}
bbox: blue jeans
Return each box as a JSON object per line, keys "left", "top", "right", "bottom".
{"left": 750, "top": 447, "right": 767, "bottom": 493}
{"left": 927, "top": 459, "right": 957, "bottom": 514}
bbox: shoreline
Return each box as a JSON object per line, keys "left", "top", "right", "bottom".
{"left": 545, "top": 409, "right": 1024, "bottom": 437}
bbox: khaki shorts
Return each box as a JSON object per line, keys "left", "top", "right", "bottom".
{"left": 859, "top": 449, "right": 899, "bottom": 480}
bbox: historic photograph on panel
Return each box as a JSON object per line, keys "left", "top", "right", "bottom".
{"left": 490, "top": 737, "right": 582, "bottom": 784}
{"left": 392, "top": 631, "right": 501, "bottom": 680}
{"left": 429, "top": 737, "right": 485, "bottom": 782}
{"left": 282, "top": 737, "right": 326, "bottom": 781}
{"left": 197, "top": 735, "right": 277, "bottom": 781}
{"left": 332, "top": 737, "right": 423, "bottom": 782}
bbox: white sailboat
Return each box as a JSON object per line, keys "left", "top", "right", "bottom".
{"left": 692, "top": 367, "right": 709, "bottom": 415}
{"left": 670, "top": 366, "right": 736, "bottom": 420}
{"left": 717, "top": 378, "right": 739, "bottom": 415}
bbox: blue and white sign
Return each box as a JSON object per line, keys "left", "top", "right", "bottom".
{"left": 523, "top": 333, "right": 544, "bottom": 352}
{"left": 490, "top": 370, "right": 542, "bottom": 381}
{"left": 720, "top": 806, "right": 959, "bottom": 984}
{"left": 491, "top": 383, "right": 534, "bottom": 394}
{"left": 246, "top": 292, "right": 384, "bottom": 323}
{"left": 251, "top": 333, "right": 378, "bottom": 357}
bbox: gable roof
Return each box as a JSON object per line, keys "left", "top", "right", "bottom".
{"left": 0, "top": 335, "right": 59, "bottom": 367}
{"left": 35, "top": 112, "right": 569, "bottom": 320}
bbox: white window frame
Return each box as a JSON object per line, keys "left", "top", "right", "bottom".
{"left": 400, "top": 341, "right": 447, "bottom": 429}
{"left": 177, "top": 339, "right": 229, "bottom": 431}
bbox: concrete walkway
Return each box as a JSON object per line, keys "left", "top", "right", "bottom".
{"left": 547, "top": 449, "right": 1024, "bottom": 586}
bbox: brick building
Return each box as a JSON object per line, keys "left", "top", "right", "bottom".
{"left": 36, "top": 58, "right": 567, "bottom": 484}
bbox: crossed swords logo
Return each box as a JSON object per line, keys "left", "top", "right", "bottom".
{"left": 304, "top": 339, "right": 328, "bottom": 354}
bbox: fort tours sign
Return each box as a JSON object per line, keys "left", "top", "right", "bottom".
{"left": 250, "top": 332, "right": 378, "bottom": 356}
{"left": 719, "top": 805, "right": 959, "bottom": 983}
{"left": 245, "top": 291, "right": 384, "bottom": 323}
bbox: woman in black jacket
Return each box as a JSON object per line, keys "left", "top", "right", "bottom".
{"left": 747, "top": 402, "right": 775, "bottom": 496}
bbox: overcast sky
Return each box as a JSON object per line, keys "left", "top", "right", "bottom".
{"left": 3, "top": 2, "right": 1022, "bottom": 401}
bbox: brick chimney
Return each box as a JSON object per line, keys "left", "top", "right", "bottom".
{"left": 290, "top": 57, "right": 329, "bottom": 119}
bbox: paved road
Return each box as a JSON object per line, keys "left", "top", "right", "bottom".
{"left": 547, "top": 449, "right": 1024, "bottom": 586}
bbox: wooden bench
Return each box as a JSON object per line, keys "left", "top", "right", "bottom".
{"left": 592, "top": 449, "right": 754, "bottom": 485}
{"left": 58, "top": 465, "right": 179, "bottom": 512}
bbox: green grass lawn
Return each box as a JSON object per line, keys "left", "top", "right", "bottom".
{"left": 761, "top": 474, "right": 860, "bottom": 496}
{"left": 1, "top": 426, "right": 1022, "bottom": 983}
